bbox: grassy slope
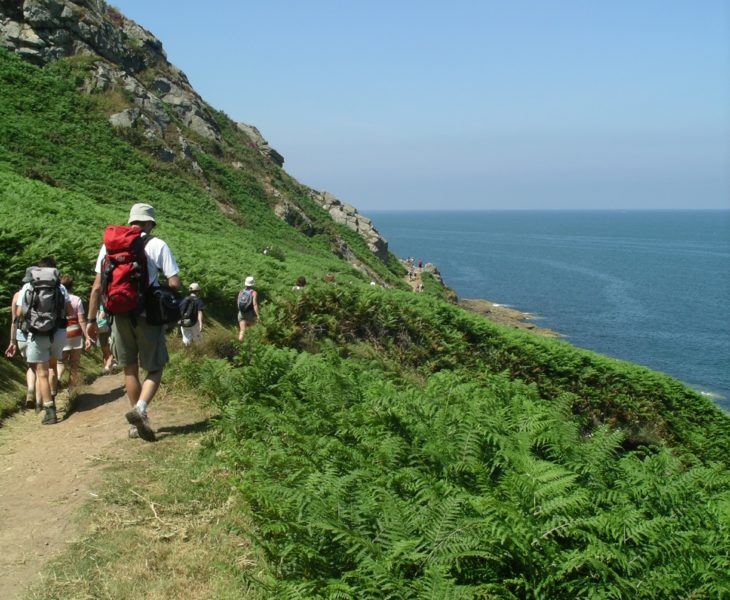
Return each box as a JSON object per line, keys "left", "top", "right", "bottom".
{"left": 0, "top": 48, "right": 398, "bottom": 414}
{"left": 2, "top": 47, "right": 730, "bottom": 597}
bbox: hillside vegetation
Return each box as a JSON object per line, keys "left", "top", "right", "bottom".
{"left": 2, "top": 36, "right": 730, "bottom": 599}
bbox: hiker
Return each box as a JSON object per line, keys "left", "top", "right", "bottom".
{"left": 55, "top": 275, "right": 89, "bottom": 403}
{"left": 237, "top": 276, "right": 259, "bottom": 341}
{"left": 15, "top": 257, "right": 72, "bottom": 424}
{"left": 179, "top": 282, "right": 204, "bottom": 347}
{"left": 86, "top": 203, "right": 180, "bottom": 442}
{"left": 292, "top": 276, "right": 306, "bottom": 291}
{"left": 4, "top": 269, "right": 38, "bottom": 411}
{"left": 90, "top": 305, "right": 116, "bottom": 373}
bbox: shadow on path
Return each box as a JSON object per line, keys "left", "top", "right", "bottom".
{"left": 71, "top": 384, "right": 126, "bottom": 414}
{"left": 156, "top": 418, "right": 211, "bottom": 440}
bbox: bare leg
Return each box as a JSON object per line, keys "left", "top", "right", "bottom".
{"left": 26, "top": 368, "right": 36, "bottom": 407}
{"left": 32, "top": 363, "right": 52, "bottom": 405}
{"left": 102, "top": 344, "right": 113, "bottom": 369}
{"left": 124, "top": 363, "right": 141, "bottom": 408}
{"left": 26, "top": 367, "right": 35, "bottom": 393}
{"left": 33, "top": 362, "right": 56, "bottom": 423}
{"left": 124, "top": 365, "right": 161, "bottom": 442}
{"left": 49, "top": 356, "right": 59, "bottom": 396}
{"left": 68, "top": 349, "right": 81, "bottom": 392}
{"left": 238, "top": 320, "right": 245, "bottom": 341}
{"left": 140, "top": 370, "right": 162, "bottom": 404}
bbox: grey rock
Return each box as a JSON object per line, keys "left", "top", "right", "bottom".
{"left": 19, "top": 23, "right": 45, "bottom": 47}
{"left": 237, "top": 122, "right": 284, "bottom": 166}
{"left": 22, "top": 0, "right": 63, "bottom": 27}
{"left": 59, "top": 5, "right": 75, "bottom": 20}
{"left": 422, "top": 263, "right": 444, "bottom": 284}
{"left": 311, "top": 190, "right": 389, "bottom": 263}
{"left": 0, "top": 19, "right": 22, "bottom": 43}
{"left": 186, "top": 113, "right": 217, "bottom": 140}
{"left": 155, "top": 146, "right": 175, "bottom": 162}
{"left": 109, "top": 108, "right": 139, "bottom": 128}
{"left": 274, "top": 200, "right": 315, "bottom": 237}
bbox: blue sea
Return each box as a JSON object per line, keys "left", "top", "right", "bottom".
{"left": 370, "top": 210, "right": 730, "bottom": 410}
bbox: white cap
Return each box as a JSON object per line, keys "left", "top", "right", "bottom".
{"left": 244, "top": 276, "right": 255, "bottom": 287}
{"left": 128, "top": 203, "right": 156, "bottom": 224}
{"left": 189, "top": 282, "right": 200, "bottom": 292}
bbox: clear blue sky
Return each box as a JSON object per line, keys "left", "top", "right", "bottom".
{"left": 113, "top": 0, "right": 730, "bottom": 210}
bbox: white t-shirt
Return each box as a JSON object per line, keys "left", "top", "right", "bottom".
{"left": 94, "top": 233, "right": 179, "bottom": 286}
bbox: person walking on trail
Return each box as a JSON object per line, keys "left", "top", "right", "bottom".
{"left": 237, "top": 276, "right": 259, "bottom": 341}
{"left": 86, "top": 203, "right": 180, "bottom": 442}
{"left": 179, "top": 282, "right": 204, "bottom": 347}
{"left": 89, "top": 305, "right": 116, "bottom": 373}
{"left": 5, "top": 268, "right": 38, "bottom": 411}
{"left": 14, "top": 257, "right": 72, "bottom": 424}
{"left": 56, "top": 275, "right": 89, "bottom": 405}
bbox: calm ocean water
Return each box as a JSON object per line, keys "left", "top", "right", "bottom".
{"left": 370, "top": 210, "right": 730, "bottom": 410}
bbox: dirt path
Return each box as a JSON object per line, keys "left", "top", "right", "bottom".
{"left": 0, "top": 373, "right": 194, "bottom": 599}
{"left": 403, "top": 264, "right": 425, "bottom": 291}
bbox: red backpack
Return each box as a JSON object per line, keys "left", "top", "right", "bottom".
{"left": 101, "top": 226, "right": 150, "bottom": 315}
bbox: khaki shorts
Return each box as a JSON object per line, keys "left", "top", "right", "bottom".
{"left": 111, "top": 313, "right": 168, "bottom": 372}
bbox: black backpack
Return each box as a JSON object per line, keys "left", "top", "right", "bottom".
{"left": 144, "top": 285, "right": 182, "bottom": 326}
{"left": 237, "top": 288, "right": 253, "bottom": 312}
{"left": 179, "top": 295, "right": 198, "bottom": 328}
{"left": 24, "top": 267, "right": 65, "bottom": 336}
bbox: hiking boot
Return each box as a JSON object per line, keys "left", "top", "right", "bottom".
{"left": 128, "top": 425, "right": 140, "bottom": 439}
{"left": 25, "top": 389, "right": 35, "bottom": 410}
{"left": 35, "top": 400, "right": 42, "bottom": 415}
{"left": 42, "top": 404, "right": 57, "bottom": 425}
{"left": 125, "top": 408, "right": 155, "bottom": 442}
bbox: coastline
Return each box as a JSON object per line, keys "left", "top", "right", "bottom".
{"left": 398, "top": 257, "right": 559, "bottom": 338}
{"left": 458, "top": 298, "right": 561, "bottom": 338}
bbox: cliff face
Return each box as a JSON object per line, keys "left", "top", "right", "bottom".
{"left": 0, "top": 0, "right": 389, "bottom": 267}
{"left": 310, "top": 191, "right": 389, "bottom": 263}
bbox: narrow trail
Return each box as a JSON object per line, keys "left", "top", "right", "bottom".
{"left": 0, "top": 373, "right": 200, "bottom": 598}
{"left": 403, "top": 264, "right": 425, "bottom": 291}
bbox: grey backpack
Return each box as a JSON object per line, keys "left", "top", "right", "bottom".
{"left": 237, "top": 288, "right": 253, "bottom": 312}
{"left": 24, "top": 267, "right": 65, "bottom": 335}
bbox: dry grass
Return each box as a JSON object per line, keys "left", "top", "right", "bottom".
{"left": 27, "top": 410, "right": 267, "bottom": 600}
{"left": 89, "top": 88, "right": 133, "bottom": 117}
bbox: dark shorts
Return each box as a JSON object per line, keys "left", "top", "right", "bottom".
{"left": 98, "top": 331, "right": 111, "bottom": 348}
{"left": 237, "top": 309, "right": 257, "bottom": 323}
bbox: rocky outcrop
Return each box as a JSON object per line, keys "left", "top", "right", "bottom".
{"left": 1, "top": 0, "right": 164, "bottom": 70}
{"left": 273, "top": 199, "right": 315, "bottom": 237}
{"left": 237, "top": 123, "right": 284, "bottom": 167}
{"left": 310, "top": 191, "right": 389, "bottom": 263}
{"left": 0, "top": 0, "right": 392, "bottom": 272}
{"left": 0, "top": 0, "right": 282, "bottom": 164}
{"left": 459, "top": 298, "right": 560, "bottom": 338}
{"left": 421, "top": 262, "right": 444, "bottom": 285}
